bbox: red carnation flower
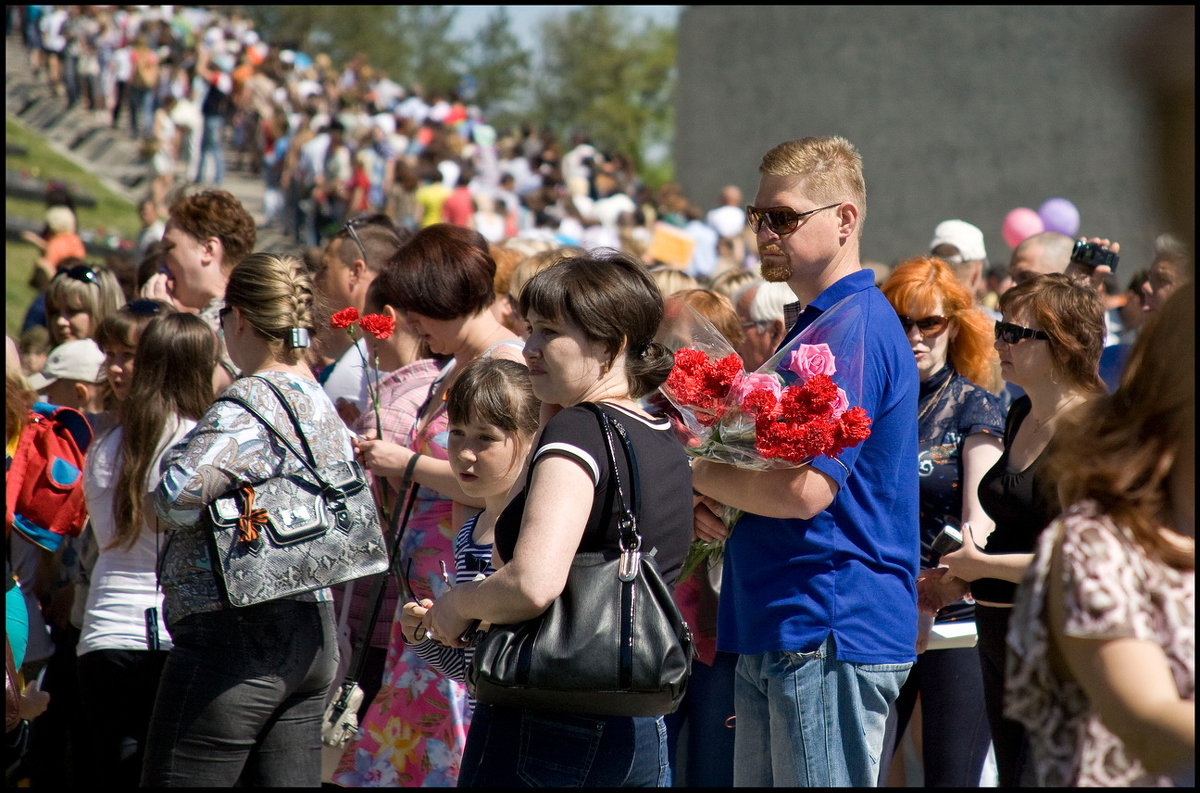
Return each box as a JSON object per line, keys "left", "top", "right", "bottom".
{"left": 359, "top": 313, "right": 395, "bottom": 340}
{"left": 331, "top": 307, "right": 360, "bottom": 329}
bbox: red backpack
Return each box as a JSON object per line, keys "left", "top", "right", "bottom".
{"left": 5, "top": 404, "right": 92, "bottom": 552}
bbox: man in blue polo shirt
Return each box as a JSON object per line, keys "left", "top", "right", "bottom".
{"left": 692, "top": 136, "right": 919, "bottom": 787}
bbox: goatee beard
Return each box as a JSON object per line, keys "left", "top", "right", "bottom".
{"left": 760, "top": 257, "right": 792, "bottom": 282}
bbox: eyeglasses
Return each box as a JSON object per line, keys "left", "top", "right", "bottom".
{"left": 740, "top": 319, "right": 772, "bottom": 331}
{"left": 745, "top": 202, "right": 843, "bottom": 236}
{"left": 54, "top": 264, "right": 100, "bottom": 286}
{"left": 994, "top": 321, "right": 1050, "bottom": 345}
{"left": 124, "top": 299, "right": 166, "bottom": 317}
{"left": 218, "top": 305, "right": 233, "bottom": 329}
{"left": 897, "top": 314, "right": 950, "bottom": 337}
{"left": 341, "top": 216, "right": 369, "bottom": 261}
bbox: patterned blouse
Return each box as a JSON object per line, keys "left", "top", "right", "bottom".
{"left": 916, "top": 365, "right": 1004, "bottom": 620}
{"left": 154, "top": 372, "right": 352, "bottom": 627}
{"left": 1006, "top": 500, "right": 1195, "bottom": 787}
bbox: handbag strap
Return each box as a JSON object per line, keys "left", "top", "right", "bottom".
{"left": 214, "top": 375, "right": 332, "bottom": 489}
{"left": 581, "top": 403, "right": 643, "bottom": 558}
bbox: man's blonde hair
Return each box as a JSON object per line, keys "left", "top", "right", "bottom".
{"left": 759, "top": 136, "right": 866, "bottom": 232}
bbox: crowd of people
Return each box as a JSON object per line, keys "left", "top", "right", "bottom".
{"left": 5, "top": 10, "right": 1194, "bottom": 789}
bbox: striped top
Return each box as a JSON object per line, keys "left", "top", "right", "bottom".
{"left": 409, "top": 512, "right": 495, "bottom": 705}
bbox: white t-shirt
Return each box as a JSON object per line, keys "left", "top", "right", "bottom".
{"left": 77, "top": 416, "right": 196, "bottom": 655}
{"left": 321, "top": 336, "right": 374, "bottom": 422}
{"left": 706, "top": 205, "right": 746, "bottom": 239}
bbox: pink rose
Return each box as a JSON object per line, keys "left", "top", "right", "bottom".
{"left": 784, "top": 343, "right": 837, "bottom": 382}
{"left": 730, "top": 371, "right": 782, "bottom": 404}
{"left": 829, "top": 387, "right": 850, "bottom": 420}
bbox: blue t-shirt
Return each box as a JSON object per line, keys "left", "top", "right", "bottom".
{"left": 717, "top": 269, "right": 921, "bottom": 664}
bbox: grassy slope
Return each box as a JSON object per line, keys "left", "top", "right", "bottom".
{"left": 6, "top": 116, "right": 140, "bottom": 339}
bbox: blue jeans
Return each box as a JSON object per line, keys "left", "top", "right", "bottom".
{"left": 458, "top": 704, "right": 671, "bottom": 787}
{"left": 733, "top": 633, "right": 911, "bottom": 787}
{"left": 664, "top": 650, "right": 736, "bottom": 787}
{"left": 140, "top": 600, "right": 336, "bottom": 787}
{"left": 196, "top": 115, "right": 225, "bottom": 185}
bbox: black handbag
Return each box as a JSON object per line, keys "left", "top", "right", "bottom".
{"left": 467, "top": 404, "right": 694, "bottom": 717}
{"left": 204, "top": 376, "right": 389, "bottom": 608}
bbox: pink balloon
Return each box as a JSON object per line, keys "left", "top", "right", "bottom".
{"left": 1002, "top": 208, "right": 1044, "bottom": 249}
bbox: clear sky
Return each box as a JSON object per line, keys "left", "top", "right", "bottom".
{"left": 449, "top": 5, "right": 681, "bottom": 54}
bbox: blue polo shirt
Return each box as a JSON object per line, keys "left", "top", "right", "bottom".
{"left": 717, "top": 268, "right": 920, "bottom": 664}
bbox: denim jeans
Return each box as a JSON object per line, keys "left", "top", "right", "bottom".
{"left": 458, "top": 703, "right": 671, "bottom": 787}
{"left": 196, "top": 115, "right": 225, "bottom": 185}
{"left": 140, "top": 600, "right": 336, "bottom": 787}
{"left": 664, "top": 650, "right": 736, "bottom": 787}
{"left": 733, "top": 633, "right": 911, "bottom": 787}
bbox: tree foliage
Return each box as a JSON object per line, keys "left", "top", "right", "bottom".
{"left": 533, "top": 6, "right": 677, "bottom": 170}
{"left": 461, "top": 7, "right": 531, "bottom": 116}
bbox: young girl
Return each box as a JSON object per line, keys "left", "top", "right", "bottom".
{"left": 43, "top": 260, "right": 125, "bottom": 346}
{"left": 77, "top": 312, "right": 216, "bottom": 786}
{"left": 398, "top": 357, "right": 540, "bottom": 705}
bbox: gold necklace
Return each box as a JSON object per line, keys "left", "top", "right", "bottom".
{"left": 917, "top": 370, "right": 953, "bottom": 424}
{"left": 1032, "top": 394, "right": 1083, "bottom": 433}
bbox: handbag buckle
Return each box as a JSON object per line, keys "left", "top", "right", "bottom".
{"left": 618, "top": 545, "right": 641, "bottom": 582}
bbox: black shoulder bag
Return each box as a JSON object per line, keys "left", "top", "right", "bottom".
{"left": 467, "top": 403, "right": 694, "bottom": 717}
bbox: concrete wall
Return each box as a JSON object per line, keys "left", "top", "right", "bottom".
{"left": 674, "top": 5, "right": 1193, "bottom": 282}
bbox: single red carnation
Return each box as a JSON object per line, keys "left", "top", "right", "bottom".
{"left": 359, "top": 313, "right": 396, "bottom": 340}
{"left": 742, "top": 388, "right": 779, "bottom": 416}
{"left": 331, "top": 307, "right": 360, "bottom": 329}
{"left": 830, "top": 406, "right": 872, "bottom": 453}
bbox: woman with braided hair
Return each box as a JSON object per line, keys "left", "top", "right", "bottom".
{"left": 143, "top": 253, "right": 347, "bottom": 786}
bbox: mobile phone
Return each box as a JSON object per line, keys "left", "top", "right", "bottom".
{"left": 1070, "top": 240, "right": 1119, "bottom": 272}
{"left": 145, "top": 606, "right": 161, "bottom": 651}
{"left": 931, "top": 523, "right": 963, "bottom": 556}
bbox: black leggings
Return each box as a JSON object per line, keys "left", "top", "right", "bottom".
{"left": 76, "top": 648, "right": 169, "bottom": 786}
{"left": 975, "top": 605, "right": 1032, "bottom": 786}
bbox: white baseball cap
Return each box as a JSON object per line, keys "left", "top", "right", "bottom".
{"left": 930, "top": 219, "right": 988, "bottom": 263}
{"left": 27, "top": 339, "right": 106, "bottom": 392}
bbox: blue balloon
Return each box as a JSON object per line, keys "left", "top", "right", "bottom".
{"left": 1038, "top": 198, "right": 1080, "bottom": 236}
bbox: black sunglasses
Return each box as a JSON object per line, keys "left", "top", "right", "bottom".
{"left": 341, "top": 216, "right": 369, "bottom": 261}
{"left": 994, "top": 321, "right": 1050, "bottom": 345}
{"left": 54, "top": 263, "right": 100, "bottom": 286}
{"left": 897, "top": 314, "right": 950, "bottom": 337}
{"left": 124, "top": 299, "right": 166, "bottom": 317}
{"left": 746, "top": 202, "right": 843, "bottom": 236}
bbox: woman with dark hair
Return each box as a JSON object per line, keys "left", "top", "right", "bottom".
{"left": 1007, "top": 283, "right": 1193, "bottom": 786}
{"left": 78, "top": 311, "right": 214, "bottom": 785}
{"left": 877, "top": 257, "right": 1006, "bottom": 786}
{"left": 424, "top": 251, "right": 693, "bottom": 787}
{"left": 143, "top": 253, "right": 343, "bottom": 786}
{"left": 937, "top": 272, "right": 1107, "bottom": 786}
{"left": 333, "top": 224, "right": 523, "bottom": 787}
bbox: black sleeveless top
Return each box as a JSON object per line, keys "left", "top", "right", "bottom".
{"left": 973, "top": 396, "right": 1061, "bottom": 604}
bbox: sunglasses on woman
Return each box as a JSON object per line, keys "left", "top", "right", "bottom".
{"left": 896, "top": 314, "right": 950, "bottom": 337}
{"left": 994, "top": 321, "right": 1050, "bottom": 345}
{"left": 53, "top": 263, "right": 101, "bottom": 286}
{"left": 745, "top": 202, "right": 843, "bottom": 236}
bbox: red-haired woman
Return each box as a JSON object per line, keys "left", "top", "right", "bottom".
{"left": 878, "top": 256, "right": 1006, "bottom": 786}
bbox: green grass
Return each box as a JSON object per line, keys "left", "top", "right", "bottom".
{"left": 6, "top": 115, "right": 141, "bottom": 340}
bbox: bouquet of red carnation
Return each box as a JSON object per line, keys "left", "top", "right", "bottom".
{"left": 657, "top": 297, "right": 873, "bottom": 578}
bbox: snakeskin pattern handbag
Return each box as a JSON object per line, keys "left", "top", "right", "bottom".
{"left": 204, "top": 376, "right": 388, "bottom": 608}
